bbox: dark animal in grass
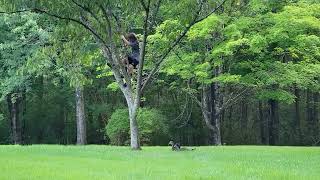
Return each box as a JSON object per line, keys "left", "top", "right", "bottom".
{"left": 168, "top": 141, "right": 195, "bottom": 151}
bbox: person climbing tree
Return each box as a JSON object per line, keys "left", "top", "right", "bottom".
{"left": 121, "top": 33, "right": 140, "bottom": 76}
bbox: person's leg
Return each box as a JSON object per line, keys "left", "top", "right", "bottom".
{"left": 127, "top": 56, "right": 135, "bottom": 75}
{"left": 128, "top": 64, "right": 134, "bottom": 76}
{"left": 122, "top": 58, "right": 128, "bottom": 65}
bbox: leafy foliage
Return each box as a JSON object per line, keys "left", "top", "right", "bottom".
{"left": 106, "top": 108, "right": 169, "bottom": 145}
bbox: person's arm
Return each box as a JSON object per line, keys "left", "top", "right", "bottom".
{"left": 121, "top": 35, "right": 130, "bottom": 46}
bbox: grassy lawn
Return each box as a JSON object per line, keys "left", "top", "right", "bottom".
{"left": 0, "top": 145, "right": 319, "bottom": 180}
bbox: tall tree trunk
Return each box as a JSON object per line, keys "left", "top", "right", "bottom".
{"left": 306, "top": 89, "right": 314, "bottom": 140}
{"left": 201, "top": 83, "right": 222, "bottom": 146}
{"left": 226, "top": 104, "right": 233, "bottom": 143}
{"left": 212, "top": 66, "right": 222, "bottom": 145}
{"left": 259, "top": 101, "right": 266, "bottom": 144}
{"left": 314, "top": 92, "right": 319, "bottom": 123}
{"left": 203, "top": 65, "right": 223, "bottom": 146}
{"left": 306, "top": 90, "right": 313, "bottom": 123}
{"left": 128, "top": 103, "right": 140, "bottom": 149}
{"left": 6, "top": 95, "right": 12, "bottom": 142}
{"left": 240, "top": 99, "right": 248, "bottom": 130}
{"left": 75, "top": 86, "right": 86, "bottom": 145}
{"left": 294, "top": 87, "right": 302, "bottom": 144}
{"left": 268, "top": 99, "right": 279, "bottom": 145}
{"left": 313, "top": 92, "right": 319, "bottom": 138}
{"left": 7, "top": 94, "right": 22, "bottom": 144}
{"left": 21, "top": 90, "right": 27, "bottom": 144}
{"left": 211, "top": 83, "right": 222, "bottom": 145}
{"left": 101, "top": 48, "right": 141, "bottom": 150}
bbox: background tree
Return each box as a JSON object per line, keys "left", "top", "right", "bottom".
{"left": 0, "top": 13, "right": 48, "bottom": 144}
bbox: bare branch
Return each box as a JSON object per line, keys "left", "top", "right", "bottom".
{"left": 217, "top": 87, "right": 249, "bottom": 114}
{"left": 182, "top": 88, "right": 203, "bottom": 109}
{"left": 194, "top": 0, "right": 227, "bottom": 24}
{"left": 135, "top": 0, "right": 151, "bottom": 106}
{"left": 149, "top": 0, "right": 162, "bottom": 30}
{"left": 139, "top": 0, "right": 149, "bottom": 11}
{"left": 0, "top": 9, "right": 31, "bottom": 14}
{"left": 78, "top": 14, "right": 109, "bottom": 50}
{"left": 110, "top": 10, "right": 122, "bottom": 33}
{"left": 71, "top": 0, "right": 103, "bottom": 26}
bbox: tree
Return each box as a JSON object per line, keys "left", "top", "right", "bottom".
{"left": 214, "top": 1, "right": 320, "bottom": 144}
{"left": 28, "top": 23, "right": 99, "bottom": 145}
{"left": 0, "top": 13, "right": 48, "bottom": 144}
{"left": 0, "top": 0, "right": 227, "bottom": 149}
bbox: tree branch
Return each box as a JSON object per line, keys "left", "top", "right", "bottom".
{"left": 0, "top": 8, "right": 107, "bottom": 47}
{"left": 135, "top": 0, "right": 151, "bottom": 106}
{"left": 70, "top": 0, "right": 103, "bottom": 26}
{"left": 139, "top": 0, "right": 149, "bottom": 11}
{"left": 100, "top": 5, "right": 132, "bottom": 91}
{"left": 217, "top": 87, "right": 248, "bottom": 115}
{"left": 194, "top": 0, "right": 227, "bottom": 24}
{"left": 0, "top": 9, "right": 31, "bottom": 14}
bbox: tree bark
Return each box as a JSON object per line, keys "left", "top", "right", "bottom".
{"left": 314, "top": 92, "right": 319, "bottom": 140}
{"left": 128, "top": 104, "right": 140, "bottom": 150}
{"left": 21, "top": 90, "right": 27, "bottom": 144}
{"left": 76, "top": 86, "right": 86, "bottom": 145}
{"left": 240, "top": 98, "right": 248, "bottom": 137}
{"left": 259, "top": 101, "right": 266, "bottom": 144}
{"left": 306, "top": 90, "right": 313, "bottom": 123}
{"left": 211, "top": 82, "right": 222, "bottom": 145}
{"left": 294, "top": 87, "right": 302, "bottom": 144}
{"left": 201, "top": 83, "right": 222, "bottom": 146}
{"left": 7, "top": 94, "right": 22, "bottom": 144}
{"left": 268, "top": 99, "right": 279, "bottom": 145}
{"left": 306, "top": 89, "right": 314, "bottom": 139}
{"left": 314, "top": 92, "right": 319, "bottom": 123}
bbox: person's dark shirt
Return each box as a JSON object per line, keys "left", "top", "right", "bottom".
{"left": 128, "top": 41, "right": 140, "bottom": 61}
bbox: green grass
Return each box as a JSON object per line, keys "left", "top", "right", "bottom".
{"left": 0, "top": 145, "right": 319, "bottom": 180}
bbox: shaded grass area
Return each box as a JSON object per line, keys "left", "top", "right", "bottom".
{"left": 0, "top": 145, "right": 319, "bottom": 180}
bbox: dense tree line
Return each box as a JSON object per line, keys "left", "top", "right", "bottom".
{"left": 0, "top": 0, "right": 319, "bottom": 147}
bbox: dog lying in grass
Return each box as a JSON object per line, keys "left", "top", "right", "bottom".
{"left": 168, "top": 141, "right": 195, "bottom": 151}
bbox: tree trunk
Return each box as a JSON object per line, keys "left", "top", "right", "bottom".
{"left": 211, "top": 66, "right": 222, "bottom": 145}
{"left": 313, "top": 93, "right": 320, "bottom": 122}
{"left": 201, "top": 84, "right": 222, "bottom": 146}
{"left": 76, "top": 86, "right": 86, "bottom": 145}
{"left": 306, "top": 90, "right": 313, "bottom": 123}
{"left": 268, "top": 99, "right": 279, "bottom": 145}
{"left": 101, "top": 47, "right": 141, "bottom": 150}
{"left": 294, "top": 87, "right": 302, "bottom": 144}
{"left": 21, "top": 90, "right": 27, "bottom": 144}
{"left": 240, "top": 99, "right": 248, "bottom": 130}
{"left": 203, "top": 65, "right": 223, "bottom": 146}
{"left": 7, "top": 94, "right": 22, "bottom": 145}
{"left": 314, "top": 92, "right": 319, "bottom": 123}
{"left": 313, "top": 92, "right": 319, "bottom": 138}
{"left": 306, "top": 89, "right": 314, "bottom": 140}
{"left": 226, "top": 104, "right": 233, "bottom": 142}
{"left": 259, "top": 101, "right": 266, "bottom": 144}
{"left": 128, "top": 104, "right": 140, "bottom": 150}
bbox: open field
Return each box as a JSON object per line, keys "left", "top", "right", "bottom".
{"left": 0, "top": 145, "right": 319, "bottom": 180}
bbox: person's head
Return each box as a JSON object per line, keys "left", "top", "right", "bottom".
{"left": 126, "top": 33, "right": 138, "bottom": 43}
{"left": 168, "top": 141, "right": 174, "bottom": 146}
